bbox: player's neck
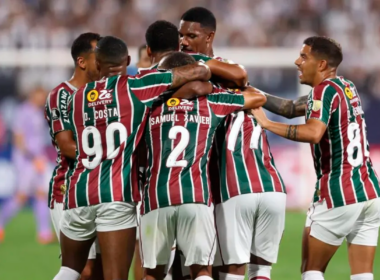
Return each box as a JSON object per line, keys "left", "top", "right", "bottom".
{"left": 151, "top": 51, "right": 173, "bottom": 66}
{"left": 68, "top": 68, "right": 91, "bottom": 89}
{"left": 313, "top": 70, "right": 337, "bottom": 87}
{"left": 204, "top": 47, "right": 214, "bottom": 57}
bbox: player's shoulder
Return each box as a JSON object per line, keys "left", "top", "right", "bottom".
{"left": 187, "top": 52, "right": 213, "bottom": 63}
{"left": 48, "top": 81, "right": 76, "bottom": 98}
{"left": 137, "top": 64, "right": 158, "bottom": 75}
{"left": 312, "top": 81, "right": 339, "bottom": 98}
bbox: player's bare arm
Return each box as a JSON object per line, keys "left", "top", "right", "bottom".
{"left": 55, "top": 130, "right": 76, "bottom": 160}
{"left": 206, "top": 59, "right": 247, "bottom": 87}
{"left": 252, "top": 107, "right": 327, "bottom": 144}
{"left": 172, "top": 81, "right": 213, "bottom": 99}
{"left": 263, "top": 94, "right": 308, "bottom": 119}
{"left": 170, "top": 62, "right": 211, "bottom": 89}
{"left": 241, "top": 87, "right": 267, "bottom": 110}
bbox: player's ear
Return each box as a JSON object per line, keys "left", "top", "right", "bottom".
{"left": 96, "top": 60, "right": 101, "bottom": 72}
{"left": 318, "top": 59, "right": 328, "bottom": 72}
{"left": 147, "top": 46, "right": 152, "bottom": 57}
{"left": 77, "top": 56, "right": 86, "bottom": 70}
{"left": 126, "top": 55, "right": 131, "bottom": 67}
{"left": 207, "top": 31, "right": 215, "bottom": 43}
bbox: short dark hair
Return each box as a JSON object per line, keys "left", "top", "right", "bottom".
{"left": 138, "top": 44, "right": 147, "bottom": 60}
{"left": 159, "top": 52, "right": 196, "bottom": 69}
{"left": 304, "top": 36, "right": 343, "bottom": 68}
{"left": 95, "top": 36, "right": 128, "bottom": 65}
{"left": 181, "top": 7, "right": 216, "bottom": 31}
{"left": 145, "top": 20, "right": 179, "bottom": 54}
{"left": 71, "top": 32, "right": 101, "bottom": 64}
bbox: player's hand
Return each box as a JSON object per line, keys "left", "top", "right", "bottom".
{"left": 33, "top": 157, "right": 46, "bottom": 173}
{"left": 108, "top": 65, "right": 124, "bottom": 77}
{"left": 251, "top": 107, "right": 270, "bottom": 128}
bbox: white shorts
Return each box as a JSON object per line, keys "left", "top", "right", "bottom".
{"left": 305, "top": 198, "right": 380, "bottom": 246}
{"left": 214, "top": 193, "right": 286, "bottom": 265}
{"left": 60, "top": 201, "right": 137, "bottom": 243}
{"left": 50, "top": 201, "right": 97, "bottom": 259}
{"left": 136, "top": 202, "right": 141, "bottom": 240}
{"left": 140, "top": 204, "right": 216, "bottom": 269}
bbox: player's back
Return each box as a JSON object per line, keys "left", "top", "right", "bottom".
{"left": 45, "top": 81, "right": 77, "bottom": 208}
{"left": 142, "top": 87, "right": 245, "bottom": 214}
{"left": 216, "top": 112, "right": 285, "bottom": 203}
{"left": 308, "top": 76, "right": 380, "bottom": 208}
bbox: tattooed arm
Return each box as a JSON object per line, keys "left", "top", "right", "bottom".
{"left": 263, "top": 94, "right": 308, "bottom": 119}
{"left": 170, "top": 62, "right": 212, "bottom": 89}
{"left": 251, "top": 107, "right": 327, "bottom": 144}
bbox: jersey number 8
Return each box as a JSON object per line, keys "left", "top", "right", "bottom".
{"left": 347, "top": 121, "right": 370, "bottom": 167}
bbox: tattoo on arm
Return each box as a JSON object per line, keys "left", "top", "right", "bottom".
{"left": 263, "top": 94, "right": 308, "bottom": 119}
{"left": 293, "top": 95, "right": 308, "bottom": 117}
{"left": 286, "top": 125, "right": 298, "bottom": 140}
{"left": 171, "top": 63, "right": 210, "bottom": 89}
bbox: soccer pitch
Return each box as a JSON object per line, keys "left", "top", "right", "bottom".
{"left": 0, "top": 211, "right": 379, "bottom": 280}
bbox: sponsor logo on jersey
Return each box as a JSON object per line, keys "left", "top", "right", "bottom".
{"left": 60, "top": 184, "right": 67, "bottom": 195}
{"left": 99, "top": 89, "right": 113, "bottom": 100}
{"left": 345, "top": 87, "right": 353, "bottom": 99}
{"left": 51, "top": 108, "right": 60, "bottom": 120}
{"left": 87, "top": 90, "right": 99, "bottom": 102}
{"left": 312, "top": 100, "right": 322, "bottom": 111}
{"left": 167, "top": 98, "right": 180, "bottom": 107}
{"left": 87, "top": 90, "right": 114, "bottom": 107}
{"left": 167, "top": 99, "right": 194, "bottom": 111}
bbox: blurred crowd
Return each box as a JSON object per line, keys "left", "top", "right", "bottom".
{"left": 1, "top": 0, "right": 380, "bottom": 98}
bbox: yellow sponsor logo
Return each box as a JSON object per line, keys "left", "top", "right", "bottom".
{"left": 345, "top": 87, "right": 353, "bottom": 99}
{"left": 167, "top": 98, "right": 180, "bottom": 107}
{"left": 60, "top": 184, "right": 67, "bottom": 195}
{"left": 87, "top": 90, "right": 99, "bottom": 102}
{"left": 312, "top": 100, "right": 322, "bottom": 111}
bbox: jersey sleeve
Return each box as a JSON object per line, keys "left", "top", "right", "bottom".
{"left": 306, "top": 83, "right": 339, "bottom": 125}
{"left": 128, "top": 70, "right": 173, "bottom": 107}
{"left": 189, "top": 53, "right": 214, "bottom": 63}
{"left": 207, "top": 88, "right": 245, "bottom": 118}
{"left": 46, "top": 88, "right": 72, "bottom": 136}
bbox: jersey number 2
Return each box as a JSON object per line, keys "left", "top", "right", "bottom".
{"left": 166, "top": 126, "right": 190, "bottom": 168}
{"left": 228, "top": 111, "right": 261, "bottom": 151}
{"left": 81, "top": 122, "right": 127, "bottom": 169}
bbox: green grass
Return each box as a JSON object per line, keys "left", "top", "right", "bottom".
{"left": 0, "top": 210, "right": 379, "bottom": 279}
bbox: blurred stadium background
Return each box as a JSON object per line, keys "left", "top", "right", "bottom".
{"left": 0, "top": 0, "right": 379, "bottom": 279}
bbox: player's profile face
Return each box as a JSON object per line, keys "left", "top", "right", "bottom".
{"left": 295, "top": 44, "right": 317, "bottom": 86}
{"left": 179, "top": 20, "right": 208, "bottom": 54}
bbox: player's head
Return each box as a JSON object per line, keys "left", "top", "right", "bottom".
{"left": 71, "top": 32, "right": 102, "bottom": 81}
{"left": 136, "top": 44, "right": 150, "bottom": 68}
{"left": 295, "top": 36, "right": 343, "bottom": 86}
{"left": 145, "top": 20, "right": 180, "bottom": 58}
{"left": 179, "top": 7, "right": 216, "bottom": 54}
{"left": 95, "top": 36, "right": 130, "bottom": 77}
{"left": 158, "top": 51, "right": 196, "bottom": 70}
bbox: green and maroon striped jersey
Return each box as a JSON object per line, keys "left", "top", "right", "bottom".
{"left": 142, "top": 87, "right": 245, "bottom": 214}
{"left": 215, "top": 112, "right": 286, "bottom": 203}
{"left": 45, "top": 81, "right": 77, "bottom": 208}
{"left": 307, "top": 77, "right": 380, "bottom": 208}
{"left": 65, "top": 70, "right": 173, "bottom": 209}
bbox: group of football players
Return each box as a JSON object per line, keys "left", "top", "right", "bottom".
{"left": 46, "top": 6, "right": 380, "bottom": 280}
